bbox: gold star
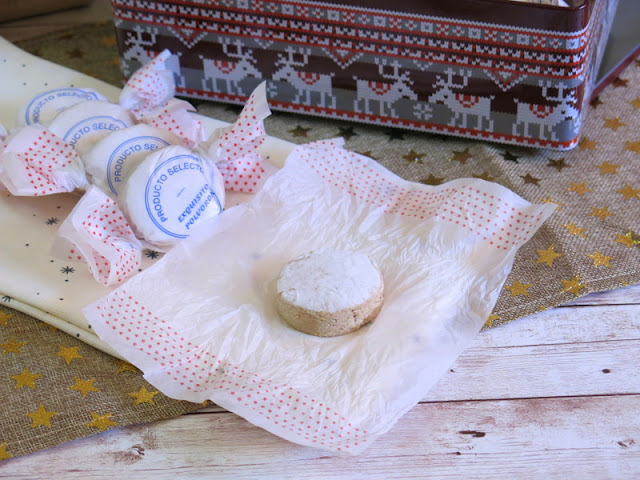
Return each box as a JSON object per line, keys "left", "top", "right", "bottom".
{"left": 402, "top": 149, "right": 426, "bottom": 164}
{"left": 56, "top": 345, "right": 83, "bottom": 364}
{"left": 541, "top": 197, "right": 564, "bottom": 210}
{"left": 616, "top": 185, "right": 640, "bottom": 200}
{"left": 587, "top": 251, "right": 613, "bottom": 268}
{"left": 567, "top": 182, "right": 592, "bottom": 196}
{"left": 631, "top": 97, "right": 640, "bottom": 109}
{"left": 115, "top": 359, "right": 138, "bottom": 374}
{"left": 450, "top": 148, "right": 473, "bottom": 164}
{"left": 603, "top": 117, "right": 626, "bottom": 131}
{"left": 625, "top": 141, "right": 640, "bottom": 154}
{"left": 536, "top": 245, "right": 562, "bottom": 267}
{"left": 128, "top": 386, "right": 160, "bottom": 406}
{"left": 420, "top": 174, "right": 445, "bottom": 186}
{"left": 563, "top": 222, "right": 587, "bottom": 238}
{"left": 69, "top": 377, "right": 100, "bottom": 398}
{"left": 1, "top": 337, "right": 27, "bottom": 354}
{"left": 0, "top": 309, "right": 13, "bottom": 326}
{"left": 579, "top": 137, "right": 598, "bottom": 150}
{"left": 590, "top": 206, "right": 614, "bottom": 220}
{"left": 100, "top": 35, "right": 116, "bottom": 47}
{"left": 0, "top": 442, "right": 12, "bottom": 461}
{"left": 613, "top": 77, "right": 629, "bottom": 88}
{"left": 521, "top": 173, "right": 541, "bottom": 186}
{"left": 26, "top": 404, "right": 58, "bottom": 428}
{"left": 547, "top": 158, "right": 569, "bottom": 172}
{"left": 86, "top": 412, "right": 118, "bottom": 432}
{"left": 595, "top": 161, "right": 620, "bottom": 175}
{"left": 615, "top": 232, "right": 640, "bottom": 248}
{"left": 11, "top": 367, "right": 41, "bottom": 389}
{"left": 288, "top": 125, "right": 311, "bottom": 138}
{"left": 590, "top": 96, "right": 603, "bottom": 108}
{"left": 560, "top": 276, "right": 587, "bottom": 296}
{"left": 472, "top": 171, "right": 496, "bottom": 182}
{"left": 485, "top": 314, "right": 500, "bottom": 328}
{"left": 504, "top": 279, "right": 531, "bottom": 296}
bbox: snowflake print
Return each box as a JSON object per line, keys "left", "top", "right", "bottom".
{"left": 46, "top": 217, "right": 60, "bottom": 225}
{"left": 60, "top": 266, "right": 75, "bottom": 274}
{"left": 1, "top": 296, "right": 11, "bottom": 303}
{"left": 145, "top": 250, "right": 160, "bottom": 259}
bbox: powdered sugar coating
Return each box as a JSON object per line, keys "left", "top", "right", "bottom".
{"left": 276, "top": 249, "right": 383, "bottom": 313}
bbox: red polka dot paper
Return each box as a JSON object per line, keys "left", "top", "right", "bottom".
{"left": 0, "top": 125, "right": 87, "bottom": 196}
{"left": 57, "top": 185, "right": 143, "bottom": 286}
{"left": 207, "top": 82, "right": 271, "bottom": 194}
{"left": 119, "top": 49, "right": 175, "bottom": 119}
{"left": 140, "top": 98, "right": 205, "bottom": 148}
{"left": 86, "top": 141, "right": 555, "bottom": 454}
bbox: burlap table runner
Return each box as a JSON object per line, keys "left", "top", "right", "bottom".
{"left": 1, "top": 22, "right": 638, "bottom": 461}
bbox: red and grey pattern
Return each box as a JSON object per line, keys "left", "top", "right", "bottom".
{"left": 111, "top": 0, "right": 617, "bottom": 150}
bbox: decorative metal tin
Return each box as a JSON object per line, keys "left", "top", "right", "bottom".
{"left": 111, "top": 0, "right": 618, "bottom": 150}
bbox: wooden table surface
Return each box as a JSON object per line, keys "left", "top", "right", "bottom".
{"left": 1, "top": 1, "right": 639, "bottom": 478}
{"left": 0, "top": 285, "right": 637, "bottom": 479}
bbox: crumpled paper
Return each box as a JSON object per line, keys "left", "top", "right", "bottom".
{"left": 0, "top": 124, "right": 88, "bottom": 195}
{"left": 86, "top": 139, "right": 555, "bottom": 453}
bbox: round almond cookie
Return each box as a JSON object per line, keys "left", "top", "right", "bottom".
{"left": 275, "top": 249, "right": 384, "bottom": 337}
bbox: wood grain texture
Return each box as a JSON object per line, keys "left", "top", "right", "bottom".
{"left": 1, "top": 395, "right": 638, "bottom": 479}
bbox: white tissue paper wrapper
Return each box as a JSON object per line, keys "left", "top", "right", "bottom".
{"left": 0, "top": 124, "right": 88, "bottom": 195}
{"left": 55, "top": 185, "right": 144, "bottom": 286}
{"left": 206, "top": 82, "right": 271, "bottom": 194}
{"left": 17, "top": 87, "right": 108, "bottom": 127}
{"left": 86, "top": 139, "right": 555, "bottom": 453}
{"left": 139, "top": 98, "right": 206, "bottom": 148}
{"left": 119, "top": 49, "right": 175, "bottom": 118}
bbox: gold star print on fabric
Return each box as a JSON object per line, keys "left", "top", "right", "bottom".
{"left": 521, "top": 173, "right": 541, "bottom": 186}
{"left": 0, "top": 309, "right": 13, "bottom": 326}
{"left": 595, "top": 161, "right": 620, "bottom": 175}
{"left": 590, "top": 206, "right": 614, "bottom": 220}
{"left": 547, "top": 158, "right": 569, "bottom": 172}
{"left": 115, "top": 359, "right": 138, "bottom": 374}
{"left": 288, "top": 125, "right": 311, "bottom": 138}
{"left": 616, "top": 185, "right": 640, "bottom": 200}
{"left": 56, "top": 345, "right": 83, "bottom": 364}
{"left": 560, "top": 276, "right": 587, "bottom": 296}
{"left": 26, "top": 404, "right": 58, "bottom": 428}
{"left": 1, "top": 338, "right": 27, "bottom": 354}
{"left": 402, "top": 150, "right": 426, "bottom": 164}
{"left": 420, "top": 174, "right": 445, "bottom": 186}
{"left": 472, "top": 171, "right": 496, "bottom": 182}
{"left": 0, "top": 443, "right": 12, "bottom": 461}
{"left": 536, "top": 245, "right": 562, "bottom": 267}
{"left": 128, "top": 387, "right": 160, "bottom": 406}
{"left": 567, "top": 182, "right": 592, "bottom": 196}
{"left": 541, "top": 197, "right": 564, "bottom": 210}
{"left": 615, "top": 232, "right": 640, "bottom": 248}
{"left": 69, "top": 377, "right": 100, "bottom": 398}
{"left": 563, "top": 222, "right": 587, "bottom": 238}
{"left": 504, "top": 279, "right": 531, "bottom": 296}
{"left": 631, "top": 97, "right": 640, "bottom": 109}
{"left": 86, "top": 412, "right": 118, "bottom": 432}
{"left": 625, "top": 141, "right": 640, "bottom": 154}
{"left": 450, "top": 148, "right": 473, "bottom": 164}
{"left": 579, "top": 137, "right": 598, "bottom": 150}
{"left": 11, "top": 367, "right": 41, "bottom": 389}
{"left": 613, "top": 77, "right": 629, "bottom": 88}
{"left": 587, "top": 251, "right": 614, "bottom": 268}
{"left": 99, "top": 35, "right": 116, "bottom": 47}
{"left": 485, "top": 314, "right": 500, "bottom": 328}
{"left": 602, "top": 117, "right": 627, "bottom": 131}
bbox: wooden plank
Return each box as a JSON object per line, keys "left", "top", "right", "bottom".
{"left": 2, "top": 395, "right": 638, "bottom": 479}
{"left": 567, "top": 283, "right": 640, "bottom": 307}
